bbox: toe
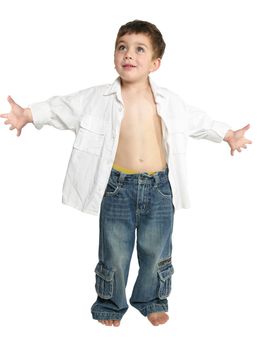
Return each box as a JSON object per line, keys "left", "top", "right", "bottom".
{"left": 147, "top": 312, "right": 169, "bottom": 326}
{"left": 98, "top": 319, "right": 120, "bottom": 326}
{"left": 152, "top": 319, "right": 160, "bottom": 326}
{"left": 159, "top": 314, "right": 169, "bottom": 324}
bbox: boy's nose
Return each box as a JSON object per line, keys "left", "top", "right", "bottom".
{"left": 124, "top": 50, "right": 133, "bottom": 60}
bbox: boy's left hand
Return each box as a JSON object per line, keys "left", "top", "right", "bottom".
{"left": 224, "top": 124, "right": 252, "bottom": 156}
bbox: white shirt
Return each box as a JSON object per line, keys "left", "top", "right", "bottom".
{"left": 29, "top": 76, "right": 231, "bottom": 216}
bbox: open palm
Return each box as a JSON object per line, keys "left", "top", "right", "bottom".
{"left": 225, "top": 124, "right": 252, "bottom": 156}
{"left": 0, "top": 96, "right": 31, "bottom": 136}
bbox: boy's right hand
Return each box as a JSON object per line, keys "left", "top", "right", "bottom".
{"left": 0, "top": 96, "right": 32, "bottom": 137}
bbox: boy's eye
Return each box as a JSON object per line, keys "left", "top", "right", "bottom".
{"left": 137, "top": 46, "right": 145, "bottom": 53}
{"left": 118, "top": 45, "right": 126, "bottom": 51}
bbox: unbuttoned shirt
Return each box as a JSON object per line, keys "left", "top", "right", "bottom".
{"left": 29, "top": 76, "right": 231, "bottom": 216}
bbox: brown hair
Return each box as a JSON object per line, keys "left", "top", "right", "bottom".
{"left": 115, "top": 20, "right": 166, "bottom": 59}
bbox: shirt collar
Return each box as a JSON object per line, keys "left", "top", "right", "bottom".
{"left": 103, "top": 76, "right": 166, "bottom": 104}
{"left": 148, "top": 76, "right": 166, "bottom": 103}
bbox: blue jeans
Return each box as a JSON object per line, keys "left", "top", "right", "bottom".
{"left": 91, "top": 165, "right": 175, "bottom": 320}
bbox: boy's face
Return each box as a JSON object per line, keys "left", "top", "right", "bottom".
{"left": 114, "top": 33, "right": 161, "bottom": 83}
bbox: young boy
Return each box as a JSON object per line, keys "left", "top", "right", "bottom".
{"left": 0, "top": 20, "right": 251, "bottom": 327}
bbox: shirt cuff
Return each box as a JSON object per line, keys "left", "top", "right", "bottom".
{"left": 28, "top": 101, "right": 53, "bottom": 130}
{"left": 209, "top": 121, "right": 232, "bottom": 142}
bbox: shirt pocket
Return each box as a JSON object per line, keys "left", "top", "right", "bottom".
{"left": 169, "top": 132, "right": 187, "bottom": 154}
{"left": 73, "top": 117, "right": 105, "bottom": 156}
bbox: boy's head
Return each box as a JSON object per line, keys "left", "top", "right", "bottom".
{"left": 114, "top": 20, "right": 165, "bottom": 83}
{"left": 115, "top": 20, "right": 166, "bottom": 60}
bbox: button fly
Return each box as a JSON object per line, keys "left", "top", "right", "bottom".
{"left": 138, "top": 178, "right": 146, "bottom": 184}
{"left": 136, "top": 180, "right": 152, "bottom": 215}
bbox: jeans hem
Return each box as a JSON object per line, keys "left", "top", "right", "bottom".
{"left": 91, "top": 311, "right": 123, "bottom": 321}
{"left": 135, "top": 303, "right": 168, "bottom": 317}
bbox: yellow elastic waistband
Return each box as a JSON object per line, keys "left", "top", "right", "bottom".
{"left": 112, "top": 163, "right": 157, "bottom": 175}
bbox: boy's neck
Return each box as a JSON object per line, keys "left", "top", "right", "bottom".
{"left": 120, "top": 76, "right": 151, "bottom": 94}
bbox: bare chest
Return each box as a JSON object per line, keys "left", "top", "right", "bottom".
{"left": 113, "top": 91, "right": 167, "bottom": 171}
{"left": 119, "top": 97, "right": 163, "bottom": 140}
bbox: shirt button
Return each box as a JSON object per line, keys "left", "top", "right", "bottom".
{"left": 118, "top": 107, "right": 123, "bottom": 112}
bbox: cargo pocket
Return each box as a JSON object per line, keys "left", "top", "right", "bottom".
{"left": 94, "top": 262, "right": 114, "bottom": 300}
{"left": 158, "top": 264, "right": 174, "bottom": 300}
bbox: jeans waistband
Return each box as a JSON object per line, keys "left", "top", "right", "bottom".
{"left": 110, "top": 165, "right": 169, "bottom": 185}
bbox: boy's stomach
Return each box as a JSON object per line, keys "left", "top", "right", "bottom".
{"left": 113, "top": 135, "right": 167, "bottom": 173}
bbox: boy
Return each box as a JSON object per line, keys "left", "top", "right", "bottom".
{"left": 0, "top": 20, "right": 251, "bottom": 327}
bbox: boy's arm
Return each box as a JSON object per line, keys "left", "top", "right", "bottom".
{"left": 28, "top": 90, "right": 83, "bottom": 132}
{"left": 180, "top": 99, "right": 252, "bottom": 155}
{"left": 0, "top": 90, "right": 84, "bottom": 136}
{"left": 184, "top": 102, "right": 231, "bottom": 142}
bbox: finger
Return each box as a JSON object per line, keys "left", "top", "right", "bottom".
{"left": 4, "top": 120, "right": 10, "bottom": 125}
{"left": 237, "top": 147, "right": 241, "bottom": 152}
{"left": 242, "top": 145, "right": 247, "bottom": 149}
{"left": 0, "top": 113, "right": 8, "bottom": 118}
{"left": 9, "top": 125, "right": 15, "bottom": 130}
{"left": 17, "top": 128, "right": 22, "bottom": 137}
{"left": 245, "top": 139, "right": 252, "bottom": 144}
{"left": 231, "top": 148, "right": 234, "bottom": 156}
{"left": 7, "top": 95, "right": 16, "bottom": 106}
{"left": 242, "top": 124, "right": 250, "bottom": 131}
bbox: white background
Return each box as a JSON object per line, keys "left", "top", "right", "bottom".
{"left": 0, "top": 0, "right": 259, "bottom": 349}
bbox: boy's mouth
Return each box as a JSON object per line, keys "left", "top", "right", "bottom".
{"left": 122, "top": 64, "right": 136, "bottom": 68}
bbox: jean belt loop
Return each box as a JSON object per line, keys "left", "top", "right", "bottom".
{"left": 118, "top": 172, "right": 126, "bottom": 185}
{"left": 154, "top": 173, "right": 160, "bottom": 186}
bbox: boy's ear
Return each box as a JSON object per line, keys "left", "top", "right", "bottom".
{"left": 150, "top": 58, "right": 161, "bottom": 73}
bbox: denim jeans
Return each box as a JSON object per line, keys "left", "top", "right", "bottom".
{"left": 91, "top": 165, "right": 175, "bottom": 320}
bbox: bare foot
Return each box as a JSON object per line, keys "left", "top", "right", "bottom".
{"left": 147, "top": 312, "right": 169, "bottom": 326}
{"left": 98, "top": 320, "right": 121, "bottom": 327}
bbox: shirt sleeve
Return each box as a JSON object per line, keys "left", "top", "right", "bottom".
{"left": 28, "top": 89, "right": 84, "bottom": 133}
{"left": 180, "top": 98, "right": 231, "bottom": 143}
